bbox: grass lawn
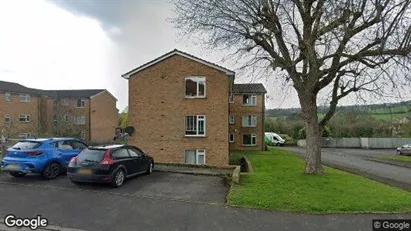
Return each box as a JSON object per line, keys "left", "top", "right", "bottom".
{"left": 380, "top": 155, "right": 411, "bottom": 163}
{"left": 228, "top": 148, "right": 411, "bottom": 213}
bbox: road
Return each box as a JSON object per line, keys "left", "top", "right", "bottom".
{"left": 0, "top": 172, "right": 408, "bottom": 231}
{"left": 283, "top": 147, "right": 411, "bottom": 190}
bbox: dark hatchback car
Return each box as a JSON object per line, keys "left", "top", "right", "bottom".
{"left": 67, "top": 144, "right": 154, "bottom": 187}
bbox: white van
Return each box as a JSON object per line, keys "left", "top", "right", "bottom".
{"left": 265, "top": 132, "right": 285, "bottom": 146}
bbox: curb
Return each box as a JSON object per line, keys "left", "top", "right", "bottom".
{"left": 367, "top": 158, "right": 411, "bottom": 169}
{"left": 0, "top": 221, "right": 86, "bottom": 231}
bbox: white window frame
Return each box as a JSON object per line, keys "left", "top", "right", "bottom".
{"left": 185, "top": 115, "right": 206, "bottom": 137}
{"left": 184, "top": 149, "right": 206, "bottom": 165}
{"left": 80, "top": 130, "right": 86, "bottom": 139}
{"left": 61, "top": 98, "right": 69, "bottom": 106}
{"left": 185, "top": 76, "right": 206, "bottom": 98}
{"left": 4, "top": 92, "right": 11, "bottom": 102}
{"left": 53, "top": 114, "right": 58, "bottom": 122}
{"left": 76, "top": 98, "right": 85, "bottom": 108}
{"left": 229, "top": 115, "right": 235, "bottom": 124}
{"left": 243, "top": 134, "right": 257, "bottom": 146}
{"left": 62, "top": 114, "right": 69, "bottom": 122}
{"left": 4, "top": 115, "right": 11, "bottom": 124}
{"left": 19, "top": 94, "right": 31, "bottom": 103}
{"left": 19, "top": 114, "right": 30, "bottom": 123}
{"left": 75, "top": 115, "right": 86, "bottom": 125}
{"left": 242, "top": 115, "right": 257, "bottom": 127}
{"left": 229, "top": 94, "right": 234, "bottom": 103}
{"left": 229, "top": 133, "right": 235, "bottom": 143}
{"left": 243, "top": 94, "right": 257, "bottom": 106}
{"left": 19, "top": 133, "right": 30, "bottom": 139}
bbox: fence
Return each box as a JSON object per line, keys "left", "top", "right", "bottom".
{"left": 297, "top": 137, "right": 411, "bottom": 149}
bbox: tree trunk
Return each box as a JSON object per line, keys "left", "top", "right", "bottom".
{"left": 299, "top": 92, "right": 325, "bottom": 174}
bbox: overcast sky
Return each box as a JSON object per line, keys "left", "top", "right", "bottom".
{"left": 0, "top": 0, "right": 408, "bottom": 112}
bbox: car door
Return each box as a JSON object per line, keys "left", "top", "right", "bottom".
{"left": 127, "top": 147, "right": 147, "bottom": 173}
{"left": 55, "top": 140, "right": 79, "bottom": 167}
{"left": 111, "top": 148, "right": 136, "bottom": 176}
{"left": 405, "top": 145, "right": 411, "bottom": 155}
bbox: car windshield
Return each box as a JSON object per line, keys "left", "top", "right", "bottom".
{"left": 77, "top": 149, "right": 106, "bottom": 163}
{"left": 11, "top": 141, "right": 42, "bottom": 150}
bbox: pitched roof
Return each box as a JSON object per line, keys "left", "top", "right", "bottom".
{"left": 121, "top": 49, "right": 235, "bottom": 79}
{"left": 0, "top": 80, "right": 108, "bottom": 98}
{"left": 233, "top": 83, "right": 267, "bottom": 94}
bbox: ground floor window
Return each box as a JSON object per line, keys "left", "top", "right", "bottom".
{"left": 80, "top": 130, "right": 86, "bottom": 139}
{"left": 184, "top": 149, "right": 205, "bottom": 165}
{"left": 243, "top": 134, "right": 256, "bottom": 146}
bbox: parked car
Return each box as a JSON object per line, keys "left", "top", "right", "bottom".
{"left": 67, "top": 144, "right": 154, "bottom": 188}
{"left": 1, "top": 138, "right": 88, "bottom": 179}
{"left": 397, "top": 144, "right": 411, "bottom": 155}
{"left": 265, "top": 132, "right": 285, "bottom": 146}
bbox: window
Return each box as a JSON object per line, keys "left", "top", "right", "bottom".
{"left": 128, "top": 147, "right": 144, "bottom": 157}
{"left": 62, "top": 114, "right": 69, "bottom": 122}
{"left": 243, "top": 95, "right": 257, "bottom": 106}
{"left": 4, "top": 92, "right": 11, "bottom": 102}
{"left": 229, "top": 115, "right": 235, "bottom": 124}
{"left": 229, "top": 94, "right": 234, "bottom": 103}
{"left": 61, "top": 98, "right": 69, "bottom": 106}
{"left": 80, "top": 130, "right": 86, "bottom": 139}
{"left": 19, "top": 133, "right": 31, "bottom": 139}
{"left": 53, "top": 114, "right": 57, "bottom": 121}
{"left": 185, "top": 77, "right": 206, "bottom": 98}
{"left": 71, "top": 140, "right": 87, "bottom": 150}
{"left": 19, "top": 114, "right": 30, "bottom": 122}
{"left": 76, "top": 98, "right": 85, "bottom": 108}
{"left": 185, "top": 115, "right": 206, "bottom": 136}
{"left": 242, "top": 115, "right": 257, "bottom": 127}
{"left": 12, "top": 141, "right": 41, "bottom": 150}
{"left": 112, "top": 148, "right": 130, "bottom": 159}
{"left": 53, "top": 100, "right": 58, "bottom": 106}
{"left": 19, "top": 94, "right": 31, "bottom": 102}
{"left": 229, "top": 133, "right": 235, "bottom": 143}
{"left": 75, "top": 116, "right": 85, "bottom": 125}
{"left": 4, "top": 115, "right": 11, "bottom": 124}
{"left": 243, "top": 134, "right": 257, "bottom": 146}
{"left": 184, "top": 150, "right": 205, "bottom": 165}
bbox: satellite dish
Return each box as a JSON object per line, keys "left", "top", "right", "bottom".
{"left": 124, "top": 126, "right": 135, "bottom": 136}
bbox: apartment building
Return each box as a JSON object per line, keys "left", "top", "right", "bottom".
{"left": 0, "top": 80, "right": 118, "bottom": 143}
{"left": 122, "top": 49, "right": 267, "bottom": 166}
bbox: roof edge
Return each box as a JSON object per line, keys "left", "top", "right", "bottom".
{"left": 121, "top": 49, "right": 235, "bottom": 79}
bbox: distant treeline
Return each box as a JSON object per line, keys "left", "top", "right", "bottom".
{"left": 266, "top": 100, "right": 411, "bottom": 117}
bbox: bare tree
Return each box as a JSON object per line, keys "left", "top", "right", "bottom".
{"left": 172, "top": 0, "right": 411, "bottom": 174}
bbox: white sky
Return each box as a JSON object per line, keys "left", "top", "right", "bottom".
{"left": 0, "top": 0, "right": 408, "bottom": 112}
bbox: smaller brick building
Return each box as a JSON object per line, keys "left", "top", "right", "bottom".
{"left": 122, "top": 49, "right": 267, "bottom": 166}
{"left": 0, "top": 80, "right": 118, "bottom": 143}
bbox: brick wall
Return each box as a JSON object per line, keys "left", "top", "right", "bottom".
{"left": 229, "top": 94, "right": 265, "bottom": 151}
{"left": 90, "top": 91, "right": 118, "bottom": 143}
{"left": 128, "top": 55, "right": 230, "bottom": 166}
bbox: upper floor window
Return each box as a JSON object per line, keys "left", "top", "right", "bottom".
{"left": 19, "top": 114, "right": 30, "bottom": 122}
{"left": 4, "top": 92, "right": 11, "bottom": 102}
{"left": 229, "top": 94, "right": 234, "bottom": 103}
{"left": 75, "top": 115, "right": 85, "bottom": 125}
{"left": 76, "top": 98, "right": 85, "bottom": 108}
{"left": 19, "top": 94, "right": 31, "bottom": 103}
{"left": 4, "top": 115, "right": 11, "bottom": 124}
{"left": 242, "top": 115, "right": 257, "bottom": 127}
{"left": 185, "top": 77, "right": 206, "bottom": 98}
{"left": 61, "top": 98, "right": 69, "bottom": 106}
{"left": 229, "top": 115, "right": 235, "bottom": 124}
{"left": 185, "top": 115, "right": 206, "bottom": 136}
{"left": 243, "top": 95, "right": 257, "bottom": 106}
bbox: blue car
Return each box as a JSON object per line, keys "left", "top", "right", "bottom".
{"left": 1, "top": 138, "right": 88, "bottom": 180}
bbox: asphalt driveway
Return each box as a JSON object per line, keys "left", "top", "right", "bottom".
{"left": 0, "top": 171, "right": 409, "bottom": 231}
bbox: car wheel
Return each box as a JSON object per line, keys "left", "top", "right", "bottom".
{"left": 146, "top": 161, "right": 154, "bottom": 175}
{"left": 9, "top": 172, "right": 26, "bottom": 177}
{"left": 111, "top": 169, "right": 125, "bottom": 188}
{"left": 397, "top": 150, "right": 402, "bottom": 155}
{"left": 42, "top": 162, "right": 61, "bottom": 180}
